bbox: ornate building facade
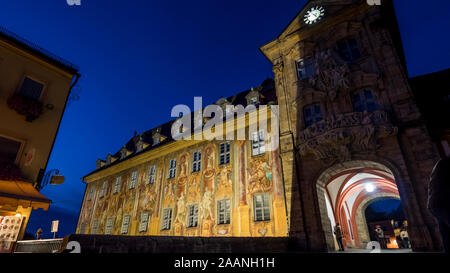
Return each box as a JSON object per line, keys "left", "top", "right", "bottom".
{"left": 77, "top": 0, "right": 443, "bottom": 252}
{"left": 77, "top": 82, "right": 289, "bottom": 238}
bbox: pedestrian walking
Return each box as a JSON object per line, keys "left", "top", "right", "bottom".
{"left": 334, "top": 223, "right": 345, "bottom": 251}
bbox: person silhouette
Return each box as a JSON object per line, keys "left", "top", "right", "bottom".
{"left": 428, "top": 156, "right": 450, "bottom": 253}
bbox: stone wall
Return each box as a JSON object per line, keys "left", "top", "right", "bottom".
{"left": 62, "top": 234, "right": 290, "bottom": 253}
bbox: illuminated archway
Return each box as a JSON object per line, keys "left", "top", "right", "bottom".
{"left": 316, "top": 160, "right": 404, "bottom": 250}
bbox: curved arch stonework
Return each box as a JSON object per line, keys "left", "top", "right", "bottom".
{"left": 355, "top": 193, "right": 400, "bottom": 248}
{"left": 315, "top": 160, "right": 397, "bottom": 250}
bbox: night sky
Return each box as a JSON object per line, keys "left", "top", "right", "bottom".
{"left": 1, "top": 0, "right": 449, "bottom": 238}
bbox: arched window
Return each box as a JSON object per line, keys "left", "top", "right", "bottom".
{"left": 303, "top": 104, "right": 323, "bottom": 127}
{"left": 352, "top": 89, "right": 378, "bottom": 112}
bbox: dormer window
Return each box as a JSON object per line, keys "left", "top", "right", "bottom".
{"left": 136, "top": 143, "right": 143, "bottom": 153}
{"left": 246, "top": 87, "right": 262, "bottom": 107}
{"left": 296, "top": 57, "right": 315, "bottom": 80}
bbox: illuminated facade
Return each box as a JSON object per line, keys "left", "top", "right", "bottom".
{"left": 77, "top": 0, "right": 444, "bottom": 252}
{"left": 77, "top": 82, "right": 289, "bottom": 237}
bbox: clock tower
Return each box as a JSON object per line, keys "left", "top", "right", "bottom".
{"left": 261, "top": 0, "right": 441, "bottom": 251}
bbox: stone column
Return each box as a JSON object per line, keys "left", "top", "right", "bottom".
{"left": 236, "top": 140, "right": 250, "bottom": 236}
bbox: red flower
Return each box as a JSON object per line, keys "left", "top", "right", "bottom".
{"left": 0, "top": 161, "right": 22, "bottom": 181}
{"left": 7, "top": 94, "right": 43, "bottom": 122}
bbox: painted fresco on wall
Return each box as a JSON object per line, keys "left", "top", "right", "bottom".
{"left": 78, "top": 138, "right": 287, "bottom": 237}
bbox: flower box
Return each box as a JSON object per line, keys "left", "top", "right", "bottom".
{"left": 7, "top": 93, "right": 43, "bottom": 122}
{"left": 0, "top": 160, "right": 22, "bottom": 181}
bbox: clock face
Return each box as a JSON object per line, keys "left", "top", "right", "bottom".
{"left": 304, "top": 6, "right": 325, "bottom": 25}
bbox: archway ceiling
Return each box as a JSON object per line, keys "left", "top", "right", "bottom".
{"left": 325, "top": 168, "right": 396, "bottom": 212}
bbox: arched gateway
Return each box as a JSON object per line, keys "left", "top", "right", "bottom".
{"left": 316, "top": 160, "right": 402, "bottom": 250}
{"left": 260, "top": 0, "right": 443, "bottom": 251}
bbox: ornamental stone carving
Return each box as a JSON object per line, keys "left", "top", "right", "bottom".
{"left": 298, "top": 110, "right": 397, "bottom": 163}
{"left": 311, "top": 49, "right": 350, "bottom": 100}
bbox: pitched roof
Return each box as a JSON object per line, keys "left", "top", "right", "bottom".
{"left": 83, "top": 78, "right": 276, "bottom": 179}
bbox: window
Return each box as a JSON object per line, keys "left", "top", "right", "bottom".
{"left": 192, "top": 151, "right": 201, "bottom": 173}
{"left": 161, "top": 208, "right": 172, "bottom": 230}
{"left": 148, "top": 165, "right": 156, "bottom": 184}
{"left": 296, "top": 57, "right": 315, "bottom": 80}
{"left": 91, "top": 220, "right": 99, "bottom": 234}
{"left": 17, "top": 77, "right": 44, "bottom": 100}
{"left": 249, "top": 96, "right": 259, "bottom": 107}
{"left": 139, "top": 212, "right": 150, "bottom": 233}
{"left": 121, "top": 215, "right": 131, "bottom": 234}
{"left": 80, "top": 222, "right": 87, "bottom": 234}
{"left": 168, "top": 159, "right": 176, "bottom": 179}
{"left": 217, "top": 199, "right": 231, "bottom": 225}
{"left": 337, "top": 38, "right": 361, "bottom": 62}
{"left": 303, "top": 104, "right": 323, "bottom": 127}
{"left": 352, "top": 89, "right": 378, "bottom": 112}
{"left": 129, "top": 171, "right": 138, "bottom": 189}
{"left": 113, "top": 177, "right": 122, "bottom": 194}
{"left": 105, "top": 218, "right": 114, "bottom": 235}
{"left": 0, "top": 136, "right": 22, "bottom": 163}
{"left": 187, "top": 204, "right": 199, "bottom": 228}
{"left": 253, "top": 193, "right": 270, "bottom": 221}
{"left": 219, "top": 142, "right": 230, "bottom": 165}
{"left": 251, "top": 130, "right": 265, "bottom": 156}
{"left": 100, "top": 181, "right": 108, "bottom": 198}
{"left": 87, "top": 186, "right": 95, "bottom": 201}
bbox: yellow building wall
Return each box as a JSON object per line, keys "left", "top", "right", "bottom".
{"left": 0, "top": 39, "right": 75, "bottom": 184}
{"left": 77, "top": 136, "right": 288, "bottom": 238}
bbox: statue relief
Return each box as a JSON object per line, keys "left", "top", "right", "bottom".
{"left": 200, "top": 188, "right": 214, "bottom": 221}
{"left": 247, "top": 158, "right": 272, "bottom": 194}
{"left": 313, "top": 49, "right": 350, "bottom": 100}
{"left": 175, "top": 193, "right": 186, "bottom": 224}
{"left": 216, "top": 166, "right": 232, "bottom": 197}
{"left": 203, "top": 145, "right": 216, "bottom": 192}
{"left": 187, "top": 174, "right": 201, "bottom": 203}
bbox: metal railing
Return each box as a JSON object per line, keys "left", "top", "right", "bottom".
{"left": 13, "top": 239, "right": 64, "bottom": 253}
{"left": 0, "top": 25, "right": 79, "bottom": 70}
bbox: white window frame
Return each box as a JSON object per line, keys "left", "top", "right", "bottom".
{"left": 253, "top": 193, "right": 270, "bottom": 222}
{"left": 217, "top": 199, "right": 231, "bottom": 225}
{"left": 187, "top": 204, "right": 199, "bottom": 228}
{"left": 296, "top": 57, "right": 315, "bottom": 80}
{"left": 80, "top": 222, "right": 87, "bottom": 234}
{"left": 219, "top": 142, "right": 230, "bottom": 165}
{"left": 251, "top": 130, "right": 265, "bottom": 156}
{"left": 129, "top": 171, "right": 138, "bottom": 189}
{"left": 100, "top": 181, "right": 108, "bottom": 198}
{"left": 139, "top": 212, "right": 150, "bottom": 232}
{"left": 0, "top": 134, "right": 26, "bottom": 164}
{"left": 91, "top": 219, "right": 99, "bottom": 234}
{"left": 192, "top": 151, "right": 201, "bottom": 173}
{"left": 168, "top": 159, "right": 176, "bottom": 179}
{"left": 121, "top": 214, "right": 131, "bottom": 234}
{"left": 113, "top": 176, "right": 122, "bottom": 194}
{"left": 87, "top": 186, "right": 95, "bottom": 201}
{"left": 161, "top": 208, "right": 172, "bottom": 230}
{"left": 105, "top": 217, "right": 114, "bottom": 235}
{"left": 148, "top": 165, "right": 156, "bottom": 184}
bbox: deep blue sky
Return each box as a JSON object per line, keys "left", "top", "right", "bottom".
{"left": 1, "top": 0, "right": 449, "bottom": 237}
